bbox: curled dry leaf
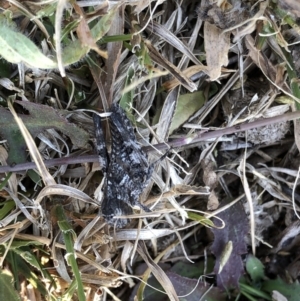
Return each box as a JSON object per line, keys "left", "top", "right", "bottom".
{"left": 245, "top": 34, "right": 285, "bottom": 88}
{"left": 137, "top": 242, "right": 179, "bottom": 301}
{"left": 170, "top": 184, "right": 210, "bottom": 196}
{"left": 73, "top": 2, "right": 108, "bottom": 59}
{"left": 204, "top": 22, "right": 230, "bottom": 81}
{"left": 202, "top": 159, "right": 218, "bottom": 189}
{"left": 208, "top": 190, "right": 219, "bottom": 210}
{"left": 80, "top": 271, "right": 122, "bottom": 288}
{"left": 198, "top": 0, "right": 258, "bottom": 30}
{"left": 201, "top": 158, "right": 219, "bottom": 210}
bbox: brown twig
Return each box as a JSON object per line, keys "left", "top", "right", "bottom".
{"left": 1, "top": 110, "right": 300, "bottom": 173}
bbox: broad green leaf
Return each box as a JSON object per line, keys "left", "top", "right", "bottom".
{"left": 170, "top": 260, "right": 215, "bottom": 278}
{"left": 119, "top": 65, "right": 140, "bottom": 124}
{"left": 263, "top": 278, "right": 300, "bottom": 301}
{"left": 0, "top": 172, "right": 11, "bottom": 191}
{"left": 0, "top": 5, "right": 118, "bottom": 68}
{"left": 0, "top": 101, "right": 89, "bottom": 164}
{"left": 61, "top": 19, "right": 81, "bottom": 42}
{"left": 6, "top": 242, "right": 53, "bottom": 283}
{"left": 0, "top": 199, "right": 15, "bottom": 220}
{"left": 62, "top": 5, "right": 119, "bottom": 65}
{"left": 169, "top": 91, "right": 206, "bottom": 134}
{"left": 35, "top": 3, "right": 56, "bottom": 19}
{"left": 5, "top": 251, "right": 49, "bottom": 297}
{"left": 0, "top": 22, "right": 57, "bottom": 68}
{"left": 13, "top": 248, "right": 52, "bottom": 280}
{"left": 0, "top": 59, "right": 12, "bottom": 77}
{"left": 90, "top": 5, "right": 119, "bottom": 41}
{"left": 0, "top": 269, "right": 21, "bottom": 301}
{"left": 120, "top": 65, "right": 135, "bottom": 111}
{"left": 10, "top": 240, "right": 44, "bottom": 249}
{"left": 245, "top": 254, "right": 265, "bottom": 282}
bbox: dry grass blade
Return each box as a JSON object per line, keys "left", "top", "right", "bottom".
{"left": 35, "top": 184, "right": 95, "bottom": 205}
{"left": 0, "top": 146, "right": 17, "bottom": 195}
{"left": 55, "top": 0, "right": 67, "bottom": 77}
{"left": 238, "top": 154, "right": 256, "bottom": 256}
{"left": 144, "top": 40, "right": 197, "bottom": 92}
{"left": 137, "top": 242, "right": 180, "bottom": 301}
{"left": 2, "top": 1, "right": 300, "bottom": 299}
{"left": 141, "top": 18, "right": 202, "bottom": 66}
{"left": 8, "top": 100, "right": 56, "bottom": 186}
{"left": 101, "top": 4, "right": 123, "bottom": 103}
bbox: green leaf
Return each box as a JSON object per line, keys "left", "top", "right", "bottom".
{"left": 170, "top": 260, "right": 215, "bottom": 278}
{"left": 55, "top": 205, "right": 85, "bottom": 301}
{"left": 13, "top": 248, "right": 52, "bottom": 281}
{"left": 240, "top": 282, "right": 272, "bottom": 300}
{"left": 0, "top": 58, "right": 12, "bottom": 77}
{"left": 27, "top": 170, "right": 42, "bottom": 187}
{"left": 246, "top": 254, "right": 265, "bottom": 282}
{"left": 61, "top": 19, "right": 82, "bottom": 42}
{"left": 0, "top": 199, "right": 15, "bottom": 220}
{"left": 187, "top": 211, "right": 215, "bottom": 227}
{"left": 35, "top": 2, "right": 56, "bottom": 19}
{"left": 263, "top": 278, "right": 300, "bottom": 301}
{"left": 169, "top": 91, "right": 206, "bottom": 134}
{"left": 0, "top": 172, "right": 11, "bottom": 191}
{"left": 0, "top": 101, "right": 89, "bottom": 164}
{"left": 10, "top": 240, "right": 44, "bottom": 249}
{"left": 0, "top": 21, "right": 57, "bottom": 68}
{"left": 119, "top": 65, "right": 135, "bottom": 111}
{"left": 5, "top": 251, "right": 49, "bottom": 297}
{"left": 0, "top": 269, "right": 21, "bottom": 301}
{"left": 61, "top": 5, "right": 119, "bottom": 65}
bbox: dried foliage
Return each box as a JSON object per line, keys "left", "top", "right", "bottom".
{"left": 1, "top": 0, "right": 300, "bottom": 300}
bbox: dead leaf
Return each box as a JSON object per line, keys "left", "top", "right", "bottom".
{"left": 245, "top": 35, "right": 277, "bottom": 83}
{"left": 163, "top": 65, "right": 208, "bottom": 91}
{"left": 80, "top": 271, "right": 122, "bottom": 287}
{"left": 144, "top": 40, "right": 197, "bottom": 92}
{"left": 0, "top": 101, "right": 89, "bottom": 164}
{"left": 170, "top": 184, "right": 210, "bottom": 195}
{"left": 73, "top": 2, "right": 107, "bottom": 59}
{"left": 137, "top": 242, "right": 179, "bottom": 301}
{"left": 204, "top": 22, "right": 230, "bottom": 81}
{"left": 169, "top": 91, "right": 206, "bottom": 134}
{"left": 208, "top": 190, "right": 219, "bottom": 210}
{"left": 165, "top": 271, "right": 226, "bottom": 301}
{"left": 211, "top": 201, "right": 248, "bottom": 290}
{"left": 102, "top": 5, "right": 124, "bottom": 103}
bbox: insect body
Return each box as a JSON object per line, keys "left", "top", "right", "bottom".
{"left": 93, "top": 103, "right": 156, "bottom": 227}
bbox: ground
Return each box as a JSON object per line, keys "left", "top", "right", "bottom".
{"left": 0, "top": 0, "right": 300, "bottom": 300}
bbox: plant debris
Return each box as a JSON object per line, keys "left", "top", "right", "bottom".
{"left": 1, "top": 0, "right": 300, "bottom": 300}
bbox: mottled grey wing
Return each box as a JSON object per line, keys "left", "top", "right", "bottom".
{"left": 93, "top": 113, "right": 108, "bottom": 172}
{"left": 108, "top": 104, "right": 154, "bottom": 207}
{"left": 101, "top": 172, "right": 132, "bottom": 228}
{"left": 109, "top": 103, "right": 148, "bottom": 166}
{"left": 94, "top": 103, "right": 154, "bottom": 228}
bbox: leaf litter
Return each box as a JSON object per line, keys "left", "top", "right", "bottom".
{"left": 1, "top": 0, "right": 300, "bottom": 300}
